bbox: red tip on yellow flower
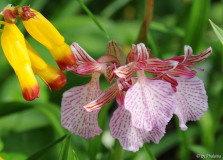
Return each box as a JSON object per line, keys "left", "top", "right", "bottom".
{"left": 22, "top": 9, "right": 76, "bottom": 70}
{"left": 50, "top": 43, "right": 76, "bottom": 70}
{"left": 16, "top": 65, "right": 40, "bottom": 101}
{"left": 33, "top": 64, "right": 67, "bottom": 91}
{"left": 1, "top": 23, "right": 40, "bottom": 101}
{"left": 25, "top": 40, "right": 67, "bottom": 91}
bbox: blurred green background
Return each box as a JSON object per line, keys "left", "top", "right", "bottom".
{"left": 0, "top": 0, "right": 223, "bottom": 159}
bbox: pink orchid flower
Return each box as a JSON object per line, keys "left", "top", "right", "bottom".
{"left": 61, "top": 40, "right": 212, "bottom": 152}
{"left": 84, "top": 43, "right": 178, "bottom": 151}
{"left": 162, "top": 46, "right": 212, "bottom": 130}
{"left": 61, "top": 42, "right": 120, "bottom": 139}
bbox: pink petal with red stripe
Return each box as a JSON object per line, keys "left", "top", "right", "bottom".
{"left": 125, "top": 70, "right": 176, "bottom": 131}
{"left": 145, "top": 59, "right": 178, "bottom": 75}
{"left": 66, "top": 66, "right": 92, "bottom": 77}
{"left": 168, "top": 65, "right": 197, "bottom": 79}
{"left": 186, "top": 46, "right": 212, "bottom": 64}
{"left": 114, "top": 62, "right": 138, "bottom": 81}
{"left": 76, "top": 62, "right": 103, "bottom": 74}
{"left": 104, "top": 63, "right": 117, "bottom": 84}
{"left": 61, "top": 73, "right": 103, "bottom": 139}
{"left": 70, "top": 42, "right": 96, "bottom": 64}
{"left": 109, "top": 106, "right": 165, "bottom": 152}
{"left": 84, "top": 83, "right": 119, "bottom": 111}
{"left": 174, "top": 76, "right": 208, "bottom": 131}
{"left": 126, "top": 43, "right": 149, "bottom": 63}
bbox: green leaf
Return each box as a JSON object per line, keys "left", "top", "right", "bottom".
{"left": 0, "top": 152, "right": 27, "bottom": 160}
{"left": 73, "top": 150, "right": 80, "bottom": 160}
{"left": 0, "top": 138, "right": 4, "bottom": 152}
{"left": 101, "top": 0, "right": 131, "bottom": 18}
{"left": 150, "top": 22, "right": 185, "bottom": 37}
{"left": 144, "top": 144, "right": 156, "bottom": 160}
{"left": 180, "top": 0, "right": 210, "bottom": 54}
{"left": 187, "top": 144, "right": 210, "bottom": 155}
{"left": 59, "top": 134, "right": 72, "bottom": 160}
{"left": 213, "top": 132, "right": 223, "bottom": 155}
{"left": 27, "top": 134, "right": 67, "bottom": 160}
{"left": 77, "top": 0, "right": 109, "bottom": 38}
{"left": 209, "top": 19, "right": 223, "bottom": 45}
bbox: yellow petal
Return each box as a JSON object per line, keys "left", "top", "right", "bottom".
{"left": 25, "top": 40, "right": 67, "bottom": 91}
{"left": 1, "top": 23, "right": 30, "bottom": 70}
{"left": 23, "top": 9, "right": 64, "bottom": 49}
{"left": 25, "top": 40, "right": 47, "bottom": 71}
{"left": 16, "top": 64, "right": 40, "bottom": 101}
{"left": 33, "top": 63, "right": 67, "bottom": 91}
{"left": 1, "top": 23, "right": 39, "bottom": 101}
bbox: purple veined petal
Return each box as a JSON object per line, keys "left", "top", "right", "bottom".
{"left": 186, "top": 46, "right": 212, "bottom": 64}
{"left": 174, "top": 76, "right": 208, "bottom": 131}
{"left": 104, "top": 63, "right": 117, "bottom": 84}
{"left": 109, "top": 106, "right": 166, "bottom": 152}
{"left": 126, "top": 43, "right": 149, "bottom": 63}
{"left": 114, "top": 62, "right": 139, "bottom": 81}
{"left": 76, "top": 62, "right": 104, "bottom": 74}
{"left": 183, "top": 45, "right": 193, "bottom": 63}
{"left": 126, "top": 44, "right": 137, "bottom": 64}
{"left": 84, "top": 83, "right": 119, "bottom": 111}
{"left": 70, "top": 42, "right": 96, "bottom": 64}
{"left": 167, "top": 46, "right": 192, "bottom": 64}
{"left": 136, "top": 43, "right": 150, "bottom": 62}
{"left": 168, "top": 65, "right": 197, "bottom": 79}
{"left": 61, "top": 73, "right": 103, "bottom": 139}
{"left": 116, "top": 78, "right": 132, "bottom": 91}
{"left": 124, "top": 70, "right": 176, "bottom": 131}
{"left": 66, "top": 66, "right": 92, "bottom": 77}
{"left": 145, "top": 59, "right": 178, "bottom": 75}
{"left": 162, "top": 74, "right": 178, "bottom": 92}
{"left": 97, "top": 55, "right": 120, "bottom": 66}
{"left": 116, "top": 91, "right": 125, "bottom": 107}
{"left": 146, "top": 74, "right": 178, "bottom": 92}
{"left": 181, "top": 60, "right": 204, "bottom": 72}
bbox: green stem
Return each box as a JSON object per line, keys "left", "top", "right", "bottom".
{"left": 144, "top": 144, "right": 156, "bottom": 160}
{"left": 112, "top": 140, "right": 124, "bottom": 160}
{"left": 136, "top": 0, "right": 154, "bottom": 44}
{"left": 174, "top": 116, "right": 190, "bottom": 160}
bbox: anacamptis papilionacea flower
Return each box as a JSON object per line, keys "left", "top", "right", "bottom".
{"left": 61, "top": 40, "right": 212, "bottom": 152}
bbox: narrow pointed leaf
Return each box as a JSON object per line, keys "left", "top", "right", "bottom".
{"left": 101, "top": 0, "right": 131, "bottom": 18}
{"left": 59, "top": 134, "right": 72, "bottom": 160}
{"left": 27, "top": 134, "right": 67, "bottom": 160}
{"left": 77, "top": 0, "right": 109, "bottom": 38}
{"left": 180, "top": 0, "right": 210, "bottom": 54}
{"left": 209, "top": 19, "right": 223, "bottom": 45}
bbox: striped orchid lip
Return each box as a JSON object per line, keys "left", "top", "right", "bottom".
{"left": 61, "top": 41, "right": 211, "bottom": 152}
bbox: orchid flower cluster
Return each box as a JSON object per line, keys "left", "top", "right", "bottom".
{"left": 0, "top": 5, "right": 76, "bottom": 101}
{"left": 61, "top": 40, "right": 212, "bottom": 152}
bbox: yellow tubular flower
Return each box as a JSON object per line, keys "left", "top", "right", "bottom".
{"left": 22, "top": 9, "right": 76, "bottom": 70}
{"left": 1, "top": 23, "right": 39, "bottom": 101}
{"left": 25, "top": 40, "right": 67, "bottom": 91}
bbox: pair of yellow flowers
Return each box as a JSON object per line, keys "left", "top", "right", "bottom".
{"left": 0, "top": 5, "right": 76, "bottom": 101}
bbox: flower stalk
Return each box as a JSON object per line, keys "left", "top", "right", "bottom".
{"left": 136, "top": 0, "right": 154, "bottom": 44}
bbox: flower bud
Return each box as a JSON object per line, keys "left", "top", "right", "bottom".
{"left": 106, "top": 40, "right": 126, "bottom": 66}
{"left": 3, "top": 9, "right": 17, "bottom": 23}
